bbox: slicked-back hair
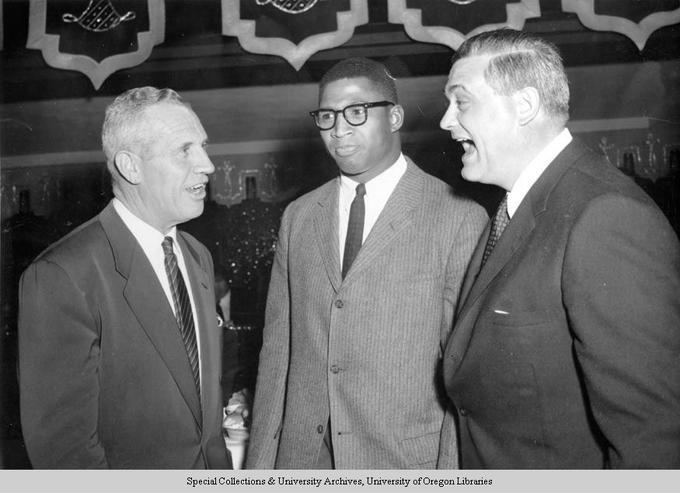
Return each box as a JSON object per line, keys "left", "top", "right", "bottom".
{"left": 453, "top": 29, "right": 569, "bottom": 124}
{"left": 319, "top": 57, "right": 398, "bottom": 104}
{"left": 102, "top": 86, "right": 190, "bottom": 172}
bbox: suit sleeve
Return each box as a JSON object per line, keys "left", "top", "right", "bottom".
{"left": 438, "top": 201, "right": 487, "bottom": 469}
{"left": 442, "top": 202, "right": 487, "bottom": 347}
{"left": 245, "top": 206, "right": 292, "bottom": 469}
{"left": 563, "top": 194, "right": 680, "bottom": 468}
{"left": 18, "top": 259, "right": 108, "bottom": 469}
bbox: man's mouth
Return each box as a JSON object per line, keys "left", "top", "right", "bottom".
{"left": 455, "top": 137, "right": 475, "bottom": 155}
{"left": 187, "top": 183, "right": 207, "bottom": 195}
{"left": 334, "top": 145, "right": 359, "bottom": 158}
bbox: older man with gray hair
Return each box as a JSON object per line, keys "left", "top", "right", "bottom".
{"left": 19, "top": 87, "right": 231, "bottom": 469}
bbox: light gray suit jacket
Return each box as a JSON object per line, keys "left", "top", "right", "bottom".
{"left": 246, "top": 158, "right": 487, "bottom": 469}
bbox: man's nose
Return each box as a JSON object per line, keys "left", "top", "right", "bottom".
{"left": 196, "top": 147, "right": 215, "bottom": 174}
{"left": 440, "top": 104, "right": 459, "bottom": 131}
{"left": 331, "top": 113, "right": 353, "bottom": 137}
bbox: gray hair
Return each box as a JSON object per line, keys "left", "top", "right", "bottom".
{"left": 454, "top": 29, "right": 569, "bottom": 124}
{"left": 101, "top": 86, "right": 189, "bottom": 173}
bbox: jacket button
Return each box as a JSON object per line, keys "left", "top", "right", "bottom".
{"left": 335, "top": 300, "right": 344, "bottom": 308}
{"left": 330, "top": 365, "right": 340, "bottom": 374}
{"left": 317, "top": 425, "right": 324, "bottom": 433}
{"left": 459, "top": 408, "right": 469, "bottom": 416}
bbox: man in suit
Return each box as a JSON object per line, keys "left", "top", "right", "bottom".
{"left": 18, "top": 87, "right": 231, "bottom": 469}
{"left": 440, "top": 29, "right": 680, "bottom": 468}
{"left": 246, "top": 57, "right": 487, "bottom": 469}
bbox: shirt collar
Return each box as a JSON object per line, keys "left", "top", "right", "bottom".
{"left": 112, "top": 198, "right": 177, "bottom": 251}
{"left": 340, "top": 153, "right": 407, "bottom": 198}
{"left": 507, "top": 128, "right": 572, "bottom": 218}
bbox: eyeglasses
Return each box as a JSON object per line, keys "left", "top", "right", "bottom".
{"left": 309, "top": 101, "right": 395, "bottom": 130}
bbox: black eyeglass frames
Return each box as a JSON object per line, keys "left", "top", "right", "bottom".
{"left": 309, "top": 101, "right": 395, "bottom": 130}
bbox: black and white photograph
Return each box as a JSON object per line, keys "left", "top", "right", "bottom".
{"left": 1, "top": 0, "right": 679, "bottom": 489}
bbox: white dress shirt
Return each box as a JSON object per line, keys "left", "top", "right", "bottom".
{"left": 507, "top": 128, "right": 573, "bottom": 218}
{"left": 338, "top": 153, "right": 408, "bottom": 264}
{"left": 112, "top": 198, "right": 202, "bottom": 377}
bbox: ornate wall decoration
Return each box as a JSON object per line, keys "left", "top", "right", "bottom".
{"left": 222, "top": 0, "right": 369, "bottom": 70}
{"left": 211, "top": 157, "right": 298, "bottom": 206}
{"left": 387, "top": 0, "right": 540, "bottom": 50}
{"left": 26, "top": 0, "right": 165, "bottom": 89}
{"left": 562, "top": 0, "right": 680, "bottom": 50}
{"left": 213, "top": 159, "right": 243, "bottom": 205}
{"left": 16, "top": 1, "right": 680, "bottom": 86}
{"left": 598, "top": 136, "right": 617, "bottom": 168}
{"left": 618, "top": 145, "right": 643, "bottom": 176}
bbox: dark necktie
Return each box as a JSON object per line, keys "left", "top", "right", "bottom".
{"left": 162, "top": 236, "right": 201, "bottom": 399}
{"left": 481, "top": 194, "right": 510, "bottom": 267}
{"left": 342, "top": 183, "right": 366, "bottom": 278}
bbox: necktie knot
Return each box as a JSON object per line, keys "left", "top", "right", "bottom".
{"left": 355, "top": 183, "right": 366, "bottom": 198}
{"left": 161, "top": 236, "right": 174, "bottom": 256}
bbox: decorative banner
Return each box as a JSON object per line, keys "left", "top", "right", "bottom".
{"left": 562, "top": 0, "right": 680, "bottom": 50}
{"left": 387, "top": 0, "right": 541, "bottom": 50}
{"left": 27, "top": 0, "right": 166, "bottom": 89}
{"left": 222, "top": 0, "right": 369, "bottom": 70}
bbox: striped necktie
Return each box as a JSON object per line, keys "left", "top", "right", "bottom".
{"left": 342, "top": 182, "right": 366, "bottom": 278}
{"left": 162, "top": 236, "right": 201, "bottom": 399}
{"left": 481, "top": 195, "right": 510, "bottom": 267}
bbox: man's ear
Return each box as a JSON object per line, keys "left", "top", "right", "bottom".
{"left": 113, "top": 151, "right": 142, "bottom": 185}
{"left": 514, "top": 86, "right": 540, "bottom": 126}
{"left": 389, "top": 104, "right": 404, "bottom": 132}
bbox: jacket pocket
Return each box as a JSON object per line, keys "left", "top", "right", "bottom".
{"left": 401, "top": 431, "right": 439, "bottom": 468}
{"left": 488, "top": 309, "right": 552, "bottom": 327}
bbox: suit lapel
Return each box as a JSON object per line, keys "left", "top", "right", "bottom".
{"left": 460, "top": 203, "right": 537, "bottom": 317}
{"left": 99, "top": 204, "right": 203, "bottom": 427}
{"left": 313, "top": 180, "right": 342, "bottom": 292}
{"left": 342, "top": 158, "right": 420, "bottom": 283}
{"left": 448, "top": 139, "right": 588, "bottom": 371}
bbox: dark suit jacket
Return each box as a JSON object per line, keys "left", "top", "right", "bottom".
{"left": 18, "top": 202, "right": 231, "bottom": 469}
{"left": 443, "top": 138, "right": 680, "bottom": 468}
{"left": 247, "top": 158, "right": 487, "bottom": 469}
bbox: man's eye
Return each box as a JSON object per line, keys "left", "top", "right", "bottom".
{"left": 348, "top": 107, "right": 365, "bottom": 117}
{"left": 319, "top": 112, "right": 333, "bottom": 121}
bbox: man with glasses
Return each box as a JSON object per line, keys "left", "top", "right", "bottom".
{"left": 246, "top": 57, "right": 487, "bottom": 469}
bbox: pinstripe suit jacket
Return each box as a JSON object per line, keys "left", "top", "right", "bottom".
{"left": 246, "top": 158, "right": 487, "bottom": 469}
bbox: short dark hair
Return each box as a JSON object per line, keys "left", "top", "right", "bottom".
{"left": 454, "top": 29, "right": 569, "bottom": 124}
{"left": 319, "top": 57, "right": 398, "bottom": 104}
